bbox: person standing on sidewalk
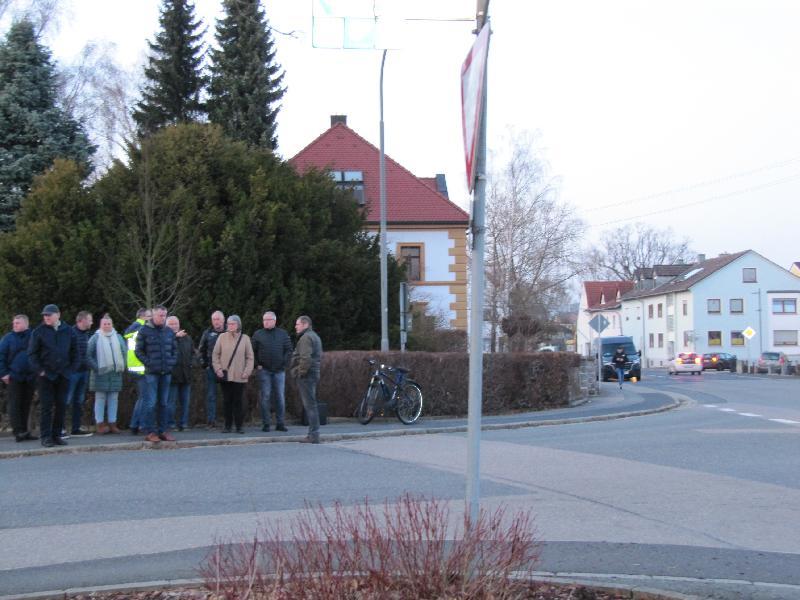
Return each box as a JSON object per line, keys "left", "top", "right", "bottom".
{"left": 86, "top": 314, "right": 126, "bottom": 434}
{"left": 251, "top": 311, "right": 292, "bottom": 432}
{"left": 290, "top": 315, "right": 323, "bottom": 444}
{"left": 135, "top": 306, "right": 177, "bottom": 443}
{"left": 124, "top": 308, "right": 151, "bottom": 434}
{"left": 166, "top": 315, "right": 193, "bottom": 431}
{"left": 613, "top": 346, "right": 628, "bottom": 389}
{"left": 28, "top": 304, "right": 78, "bottom": 447}
{"left": 0, "top": 315, "right": 37, "bottom": 442}
{"left": 212, "top": 315, "right": 253, "bottom": 434}
{"left": 198, "top": 310, "right": 225, "bottom": 429}
{"left": 64, "top": 311, "right": 94, "bottom": 438}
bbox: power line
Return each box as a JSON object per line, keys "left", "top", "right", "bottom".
{"left": 583, "top": 156, "right": 800, "bottom": 213}
{"left": 592, "top": 172, "right": 800, "bottom": 228}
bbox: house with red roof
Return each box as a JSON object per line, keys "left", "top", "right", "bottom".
{"left": 576, "top": 280, "right": 634, "bottom": 356}
{"left": 290, "top": 116, "right": 470, "bottom": 330}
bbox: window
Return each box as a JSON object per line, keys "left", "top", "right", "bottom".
{"left": 729, "top": 298, "right": 744, "bottom": 314}
{"left": 657, "top": 333, "right": 664, "bottom": 348}
{"left": 329, "top": 170, "right": 365, "bottom": 205}
{"left": 398, "top": 244, "right": 423, "bottom": 281}
{"left": 683, "top": 330, "right": 691, "bottom": 346}
{"left": 648, "top": 333, "right": 654, "bottom": 348}
{"left": 731, "top": 331, "right": 744, "bottom": 346}
{"left": 774, "top": 330, "right": 798, "bottom": 346}
{"left": 682, "top": 301, "right": 687, "bottom": 316}
{"left": 742, "top": 268, "right": 757, "bottom": 283}
{"left": 773, "top": 298, "right": 797, "bottom": 314}
{"left": 648, "top": 304, "right": 653, "bottom": 319}
{"left": 708, "top": 331, "right": 722, "bottom": 346}
{"left": 657, "top": 303, "right": 663, "bottom": 318}
{"left": 707, "top": 299, "right": 721, "bottom": 314}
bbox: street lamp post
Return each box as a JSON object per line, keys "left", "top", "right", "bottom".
{"left": 379, "top": 49, "right": 389, "bottom": 352}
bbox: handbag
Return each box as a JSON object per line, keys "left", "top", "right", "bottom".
{"left": 218, "top": 333, "right": 243, "bottom": 382}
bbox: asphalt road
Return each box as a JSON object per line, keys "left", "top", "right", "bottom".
{"left": 1, "top": 369, "right": 799, "bottom": 599}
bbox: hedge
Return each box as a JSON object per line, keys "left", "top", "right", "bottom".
{"left": 0, "top": 351, "right": 581, "bottom": 430}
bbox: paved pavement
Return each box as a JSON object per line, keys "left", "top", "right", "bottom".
{"left": 0, "top": 381, "right": 680, "bottom": 460}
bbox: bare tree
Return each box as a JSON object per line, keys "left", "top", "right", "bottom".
{"left": 485, "top": 130, "right": 586, "bottom": 352}
{"left": 57, "top": 41, "right": 138, "bottom": 173}
{"left": 0, "top": 0, "right": 64, "bottom": 36}
{"left": 584, "top": 222, "right": 693, "bottom": 280}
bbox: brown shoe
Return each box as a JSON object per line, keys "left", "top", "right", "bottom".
{"left": 159, "top": 432, "right": 176, "bottom": 442}
{"left": 96, "top": 422, "right": 109, "bottom": 435}
{"left": 299, "top": 436, "right": 320, "bottom": 444}
{"left": 108, "top": 423, "right": 120, "bottom": 434}
{"left": 145, "top": 432, "right": 161, "bottom": 443}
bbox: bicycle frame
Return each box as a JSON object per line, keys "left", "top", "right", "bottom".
{"left": 369, "top": 364, "right": 407, "bottom": 409}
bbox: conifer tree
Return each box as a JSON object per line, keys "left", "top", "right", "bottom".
{"left": 0, "top": 19, "right": 94, "bottom": 231}
{"left": 208, "top": 0, "right": 285, "bottom": 150}
{"left": 132, "top": 0, "right": 207, "bottom": 136}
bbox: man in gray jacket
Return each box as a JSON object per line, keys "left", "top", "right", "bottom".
{"left": 251, "top": 311, "right": 292, "bottom": 432}
{"left": 290, "top": 315, "right": 322, "bottom": 444}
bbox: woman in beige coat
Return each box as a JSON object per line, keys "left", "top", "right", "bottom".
{"left": 212, "top": 315, "right": 254, "bottom": 433}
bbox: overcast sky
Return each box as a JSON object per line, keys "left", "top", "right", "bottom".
{"left": 12, "top": 0, "right": 800, "bottom": 271}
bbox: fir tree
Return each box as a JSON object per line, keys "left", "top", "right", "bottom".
{"left": 0, "top": 19, "right": 94, "bottom": 232}
{"left": 208, "top": 0, "right": 285, "bottom": 150}
{"left": 132, "top": 0, "right": 207, "bottom": 136}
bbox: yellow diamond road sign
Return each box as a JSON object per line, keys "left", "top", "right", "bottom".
{"left": 742, "top": 327, "right": 756, "bottom": 339}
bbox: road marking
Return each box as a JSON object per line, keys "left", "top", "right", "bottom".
{"left": 703, "top": 404, "right": 719, "bottom": 408}
{"left": 737, "top": 413, "right": 762, "bottom": 417}
{"left": 718, "top": 408, "right": 737, "bottom": 412}
{"left": 769, "top": 418, "right": 800, "bottom": 425}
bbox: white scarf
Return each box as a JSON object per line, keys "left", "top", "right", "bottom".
{"left": 96, "top": 329, "right": 124, "bottom": 374}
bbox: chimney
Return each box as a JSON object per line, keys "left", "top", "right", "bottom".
{"left": 330, "top": 114, "right": 347, "bottom": 127}
{"left": 435, "top": 173, "right": 449, "bottom": 198}
{"left": 697, "top": 253, "right": 706, "bottom": 263}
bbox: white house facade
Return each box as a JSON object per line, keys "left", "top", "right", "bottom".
{"left": 577, "top": 281, "right": 633, "bottom": 356}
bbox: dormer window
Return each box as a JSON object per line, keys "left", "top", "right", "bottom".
{"left": 330, "top": 170, "right": 365, "bottom": 205}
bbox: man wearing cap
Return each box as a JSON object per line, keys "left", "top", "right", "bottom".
{"left": 27, "top": 304, "right": 79, "bottom": 447}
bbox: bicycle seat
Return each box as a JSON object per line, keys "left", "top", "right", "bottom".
{"left": 394, "top": 366, "right": 409, "bottom": 374}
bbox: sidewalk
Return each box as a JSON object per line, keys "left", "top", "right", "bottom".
{"left": 0, "top": 382, "right": 681, "bottom": 459}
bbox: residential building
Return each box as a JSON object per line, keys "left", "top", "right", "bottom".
{"left": 577, "top": 281, "right": 634, "bottom": 356}
{"left": 621, "top": 250, "right": 800, "bottom": 366}
{"left": 290, "top": 115, "right": 470, "bottom": 330}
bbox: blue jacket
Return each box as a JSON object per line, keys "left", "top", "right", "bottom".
{"left": 134, "top": 321, "right": 177, "bottom": 375}
{"left": 0, "top": 329, "right": 35, "bottom": 382}
{"left": 28, "top": 321, "right": 79, "bottom": 380}
{"left": 73, "top": 324, "right": 91, "bottom": 372}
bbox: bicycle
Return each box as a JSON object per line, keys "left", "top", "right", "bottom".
{"left": 355, "top": 359, "right": 423, "bottom": 425}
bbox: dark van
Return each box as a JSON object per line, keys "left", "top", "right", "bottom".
{"left": 592, "top": 335, "right": 642, "bottom": 382}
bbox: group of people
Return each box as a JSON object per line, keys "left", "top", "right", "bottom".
{"left": 0, "top": 304, "right": 324, "bottom": 447}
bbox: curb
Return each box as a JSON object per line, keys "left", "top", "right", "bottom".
{"left": 0, "top": 575, "right": 699, "bottom": 600}
{"left": 0, "top": 392, "right": 685, "bottom": 460}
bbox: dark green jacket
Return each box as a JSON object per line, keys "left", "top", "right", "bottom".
{"left": 290, "top": 328, "right": 322, "bottom": 379}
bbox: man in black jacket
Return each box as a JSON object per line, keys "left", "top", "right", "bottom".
{"left": 64, "top": 310, "right": 94, "bottom": 438}
{"left": 135, "top": 306, "right": 177, "bottom": 443}
{"left": 166, "top": 315, "right": 193, "bottom": 431}
{"left": 0, "top": 314, "right": 37, "bottom": 442}
{"left": 28, "top": 304, "right": 78, "bottom": 447}
{"left": 252, "top": 311, "right": 293, "bottom": 432}
{"left": 197, "top": 310, "right": 225, "bottom": 429}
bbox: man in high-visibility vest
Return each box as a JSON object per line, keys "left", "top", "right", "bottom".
{"left": 124, "top": 308, "right": 151, "bottom": 434}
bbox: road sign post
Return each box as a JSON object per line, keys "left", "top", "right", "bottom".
{"left": 588, "top": 315, "right": 610, "bottom": 386}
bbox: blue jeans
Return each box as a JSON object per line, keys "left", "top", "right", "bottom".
{"left": 169, "top": 382, "right": 191, "bottom": 429}
{"left": 143, "top": 373, "right": 172, "bottom": 434}
{"left": 129, "top": 376, "right": 148, "bottom": 429}
{"left": 257, "top": 369, "right": 286, "bottom": 427}
{"left": 205, "top": 367, "right": 218, "bottom": 424}
{"left": 616, "top": 367, "right": 625, "bottom": 386}
{"left": 66, "top": 371, "right": 89, "bottom": 432}
{"left": 296, "top": 373, "right": 320, "bottom": 441}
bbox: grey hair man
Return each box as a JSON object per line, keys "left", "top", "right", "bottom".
{"left": 251, "top": 311, "right": 293, "bottom": 432}
{"left": 290, "top": 315, "right": 323, "bottom": 444}
{"left": 198, "top": 310, "right": 225, "bottom": 428}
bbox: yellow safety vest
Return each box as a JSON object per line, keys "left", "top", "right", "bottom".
{"left": 124, "top": 319, "right": 145, "bottom": 375}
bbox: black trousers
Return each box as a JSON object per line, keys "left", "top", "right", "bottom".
{"left": 38, "top": 375, "right": 69, "bottom": 441}
{"left": 8, "top": 378, "right": 35, "bottom": 435}
{"left": 221, "top": 381, "right": 245, "bottom": 430}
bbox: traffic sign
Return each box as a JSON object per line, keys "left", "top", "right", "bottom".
{"left": 589, "top": 314, "right": 610, "bottom": 333}
{"left": 742, "top": 326, "right": 756, "bottom": 339}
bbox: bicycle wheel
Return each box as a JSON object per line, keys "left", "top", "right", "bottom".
{"left": 356, "top": 383, "right": 380, "bottom": 425}
{"left": 395, "top": 381, "right": 423, "bottom": 424}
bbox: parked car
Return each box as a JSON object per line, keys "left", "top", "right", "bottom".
{"left": 668, "top": 352, "right": 703, "bottom": 375}
{"left": 702, "top": 352, "right": 737, "bottom": 371}
{"left": 756, "top": 351, "right": 789, "bottom": 374}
